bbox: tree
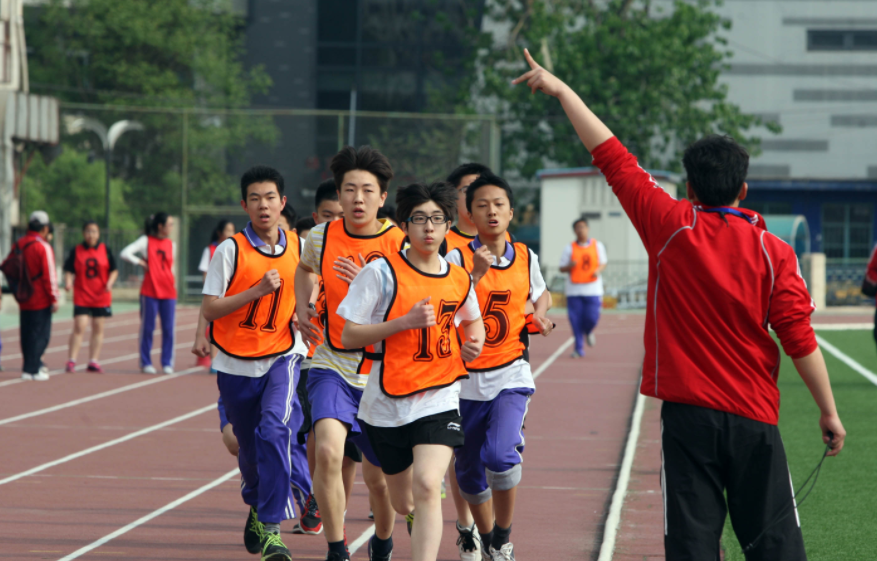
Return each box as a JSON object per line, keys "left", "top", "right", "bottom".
{"left": 25, "top": 0, "right": 276, "bottom": 223}
{"left": 478, "top": 0, "right": 780, "bottom": 179}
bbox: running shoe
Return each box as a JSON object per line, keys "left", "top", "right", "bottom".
{"left": 455, "top": 522, "right": 482, "bottom": 561}
{"left": 260, "top": 531, "right": 292, "bottom": 561}
{"left": 21, "top": 372, "right": 49, "bottom": 381}
{"left": 65, "top": 361, "right": 76, "bottom": 373}
{"left": 586, "top": 333, "right": 596, "bottom": 347}
{"left": 324, "top": 552, "right": 348, "bottom": 561}
{"left": 441, "top": 479, "right": 447, "bottom": 499}
{"left": 142, "top": 365, "right": 157, "bottom": 375}
{"left": 244, "top": 506, "right": 265, "bottom": 554}
{"left": 291, "top": 494, "right": 322, "bottom": 534}
{"left": 368, "top": 509, "right": 374, "bottom": 520}
{"left": 367, "top": 536, "right": 393, "bottom": 561}
{"left": 39, "top": 364, "right": 49, "bottom": 375}
{"left": 162, "top": 366, "right": 174, "bottom": 375}
{"left": 489, "top": 543, "right": 515, "bottom": 561}
{"left": 87, "top": 361, "right": 103, "bottom": 373}
{"left": 405, "top": 512, "right": 415, "bottom": 535}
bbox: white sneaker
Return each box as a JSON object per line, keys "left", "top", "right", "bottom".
{"left": 586, "top": 332, "right": 596, "bottom": 347}
{"left": 455, "top": 522, "right": 482, "bottom": 561}
{"left": 162, "top": 366, "right": 174, "bottom": 375}
{"left": 39, "top": 365, "right": 50, "bottom": 375}
{"left": 490, "top": 543, "right": 515, "bottom": 561}
{"left": 142, "top": 365, "right": 157, "bottom": 375}
{"left": 31, "top": 372, "right": 50, "bottom": 381}
{"left": 21, "top": 372, "right": 34, "bottom": 380}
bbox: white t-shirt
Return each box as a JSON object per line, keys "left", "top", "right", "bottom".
{"left": 202, "top": 228, "right": 307, "bottom": 377}
{"left": 120, "top": 235, "right": 177, "bottom": 265}
{"left": 446, "top": 245, "right": 547, "bottom": 401}
{"left": 198, "top": 246, "right": 213, "bottom": 273}
{"left": 338, "top": 250, "right": 481, "bottom": 427}
{"left": 559, "top": 239, "right": 608, "bottom": 297}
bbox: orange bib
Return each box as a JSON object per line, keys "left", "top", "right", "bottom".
{"left": 456, "top": 242, "right": 531, "bottom": 372}
{"left": 319, "top": 219, "right": 405, "bottom": 372}
{"left": 211, "top": 231, "right": 300, "bottom": 359}
{"left": 569, "top": 240, "right": 600, "bottom": 284}
{"left": 380, "top": 252, "right": 471, "bottom": 397}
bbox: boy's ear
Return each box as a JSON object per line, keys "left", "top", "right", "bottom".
{"left": 399, "top": 221, "right": 408, "bottom": 234}
{"left": 685, "top": 181, "right": 698, "bottom": 203}
{"left": 737, "top": 182, "right": 748, "bottom": 202}
{"left": 240, "top": 200, "right": 248, "bottom": 212}
{"left": 380, "top": 191, "right": 388, "bottom": 204}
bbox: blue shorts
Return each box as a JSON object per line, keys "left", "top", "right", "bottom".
{"left": 306, "top": 368, "right": 381, "bottom": 467}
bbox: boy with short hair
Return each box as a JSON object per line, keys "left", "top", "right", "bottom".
{"left": 513, "top": 49, "right": 846, "bottom": 560}
{"left": 445, "top": 164, "right": 494, "bottom": 253}
{"left": 201, "top": 165, "right": 307, "bottom": 561}
{"left": 446, "top": 172, "right": 554, "bottom": 561}
{"left": 559, "top": 216, "right": 607, "bottom": 357}
{"left": 295, "top": 146, "right": 406, "bottom": 561}
{"left": 339, "top": 181, "right": 486, "bottom": 561}
{"left": 313, "top": 179, "right": 345, "bottom": 223}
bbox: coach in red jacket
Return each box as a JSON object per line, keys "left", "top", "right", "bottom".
{"left": 513, "top": 50, "right": 845, "bottom": 560}
{"left": 866, "top": 243, "right": 877, "bottom": 350}
{"left": 17, "top": 210, "right": 59, "bottom": 381}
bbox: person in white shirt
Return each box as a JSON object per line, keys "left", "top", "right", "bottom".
{"left": 558, "top": 217, "right": 607, "bottom": 357}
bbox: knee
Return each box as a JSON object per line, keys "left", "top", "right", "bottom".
{"left": 412, "top": 473, "right": 441, "bottom": 504}
{"left": 315, "top": 441, "right": 343, "bottom": 473}
{"left": 363, "top": 470, "right": 389, "bottom": 498}
{"left": 389, "top": 492, "right": 413, "bottom": 515}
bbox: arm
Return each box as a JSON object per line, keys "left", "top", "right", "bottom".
{"left": 202, "top": 269, "right": 280, "bottom": 322}
{"left": 792, "top": 349, "right": 845, "bottom": 456}
{"left": 120, "top": 236, "right": 149, "bottom": 268}
{"left": 191, "top": 306, "right": 211, "bottom": 358}
{"left": 558, "top": 244, "right": 574, "bottom": 274}
{"left": 63, "top": 248, "right": 76, "bottom": 290}
{"left": 341, "top": 296, "right": 434, "bottom": 349}
{"left": 294, "top": 264, "right": 321, "bottom": 347}
{"left": 106, "top": 270, "right": 118, "bottom": 291}
{"left": 459, "top": 317, "right": 485, "bottom": 363}
{"left": 64, "top": 272, "right": 74, "bottom": 292}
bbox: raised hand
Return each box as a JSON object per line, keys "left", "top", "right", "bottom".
{"left": 258, "top": 269, "right": 282, "bottom": 296}
{"left": 461, "top": 334, "right": 484, "bottom": 363}
{"left": 334, "top": 253, "right": 367, "bottom": 285}
{"left": 472, "top": 245, "right": 494, "bottom": 283}
{"left": 404, "top": 297, "right": 436, "bottom": 330}
{"left": 297, "top": 304, "right": 322, "bottom": 348}
{"left": 532, "top": 315, "right": 555, "bottom": 337}
{"left": 511, "top": 48, "right": 568, "bottom": 98}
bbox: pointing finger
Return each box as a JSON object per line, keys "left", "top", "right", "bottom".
{"left": 511, "top": 67, "right": 539, "bottom": 85}
{"left": 524, "top": 48, "right": 540, "bottom": 70}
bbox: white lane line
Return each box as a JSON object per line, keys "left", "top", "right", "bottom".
{"left": 816, "top": 334, "right": 877, "bottom": 387}
{"left": 1, "top": 318, "right": 142, "bottom": 343}
{"left": 349, "top": 524, "right": 376, "bottom": 556}
{"left": 597, "top": 380, "right": 646, "bottom": 561}
{"left": 0, "top": 366, "right": 205, "bottom": 426}
{"left": 0, "top": 340, "right": 195, "bottom": 388}
{"left": 532, "top": 336, "right": 574, "bottom": 380}
{"left": 812, "top": 323, "right": 873, "bottom": 331}
{"left": 0, "top": 402, "right": 216, "bottom": 486}
{"left": 56, "top": 468, "right": 240, "bottom": 561}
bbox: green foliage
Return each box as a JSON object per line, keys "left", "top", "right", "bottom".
{"left": 478, "top": 0, "right": 780, "bottom": 178}
{"left": 25, "top": 0, "right": 277, "bottom": 220}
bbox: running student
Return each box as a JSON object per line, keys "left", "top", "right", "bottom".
{"left": 279, "top": 202, "right": 297, "bottom": 232}
{"left": 295, "top": 146, "right": 405, "bottom": 561}
{"left": 446, "top": 172, "right": 553, "bottom": 561}
{"left": 121, "top": 213, "right": 177, "bottom": 375}
{"left": 201, "top": 165, "right": 306, "bottom": 561}
{"left": 313, "top": 179, "right": 344, "bottom": 223}
{"left": 64, "top": 221, "right": 118, "bottom": 373}
{"left": 195, "top": 220, "right": 236, "bottom": 368}
{"left": 559, "top": 216, "right": 606, "bottom": 357}
{"left": 513, "top": 49, "right": 846, "bottom": 560}
{"left": 444, "top": 164, "right": 510, "bottom": 253}
{"left": 340, "top": 182, "right": 485, "bottom": 561}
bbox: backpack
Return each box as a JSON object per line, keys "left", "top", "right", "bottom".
{"left": 1, "top": 239, "right": 38, "bottom": 303}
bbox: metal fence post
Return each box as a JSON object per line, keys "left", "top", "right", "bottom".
{"left": 180, "top": 111, "right": 189, "bottom": 301}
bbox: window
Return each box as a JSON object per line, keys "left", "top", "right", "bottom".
{"left": 822, "top": 203, "right": 874, "bottom": 258}
{"left": 808, "top": 30, "right": 877, "bottom": 51}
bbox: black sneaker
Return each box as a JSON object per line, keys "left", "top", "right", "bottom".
{"left": 244, "top": 506, "right": 264, "bottom": 554}
{"left": 368, "top": 536, "right": 393, "bottom": 561}
{"left": 260, "top": 531, "right": 292, "bottom": 561}
{"left": 324, "top": 552, "right": 349, "bottom": 561}
{"left": 291, "top": 493, "right": 322, "bottom": 534}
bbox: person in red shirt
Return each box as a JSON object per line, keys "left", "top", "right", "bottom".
{"left": 14, "top": 211, "right": 59, "bottom": 380}
{"left": 63, "top": 221, "right": 118, "bottom": 373}
{"left": 121, "top": 213, "right": 177, "bottom": 375}
{"left": 513, "top": 49, "right": 846, "bottom": 560}
{"left": 865, "top": 243, "right": 877, "bottom": 350}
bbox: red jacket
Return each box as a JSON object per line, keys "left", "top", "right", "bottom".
{"left": 592, "top": 137, "right": 817, "bottom": 425}
{"left": 17, "top": 231, "right": 59, "bottom": 311}
{"left": 866, "top": 244, "right": 877, "bottom": 287}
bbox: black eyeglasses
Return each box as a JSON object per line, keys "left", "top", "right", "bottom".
{"left": 406, "top": 215, "right": 450, "bottom": 225}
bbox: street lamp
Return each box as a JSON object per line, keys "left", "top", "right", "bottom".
{"left": 66, "top": 117, "right": 144, "bottom": 231}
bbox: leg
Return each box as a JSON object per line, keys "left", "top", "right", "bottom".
{"left": 566, "top": 295, "right": 586, "bottom": 355}
{"left": 158, "top": 298, "right": 176, "bottom": 368}
{"left": 410, "top": 445, "right": 455, "bottom": 561}
{"left": 313, "top": 417, "right": 350, "bottom": 543}
{"left": 448, "top": 456, "right": 475, "bottom": 527}
{"left": 287, "top": 365, "right": 312, "bottom": 514}
{"left": 725, "top": 419, "right": 807, "bottom": 561}
{"left": 359, "top": 451, "right": 395, "bottom": 541}
{"left": 68, "top": 314, "right": 88, "bottom": 363}
{"left": 216, "top": 372, "right": 264, "bottom": 510}
{"left": 455, "top": 399, "right": 494, "bottom": 534}
{"left": 661, "top": 401, "right": 727, "bottom": 561}
{"left": 580, "top": 295, "right": 602, "bottom": 336}
{"left": 342, "top": 455, "right": 357, "bottom": 508}
{"left": 383, "top": 466, "right": 415, "bottom": 516}
{"left": 139, "top": 295, "right": 158, "bottom": 368}
{"left": 307, "top": 429, "right": 317, "bottom": 479}
{"left": 20, "top": 309, "right": 38, "bottom": 374}
{"left": 89, "top": 316, "right": 106, "bottom": 362}
{"left": 35, "top": 307, "right": 53, "bottom": 368}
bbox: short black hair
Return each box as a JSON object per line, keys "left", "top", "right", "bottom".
{"left": 295, "top": 217, "right": 316, "bottom": 234}
{"left": 377, "top": 205, "right": 396, "bottom": 223}
{"left": 446, "top": 163, "right": 493, "bottom": 189}
{"left": 396, "top": 182, "right": 458, "bottom": 225}
{"left": 280, "top": 202, "right": 297, "bottom": 229}
{"left": 465, "top": 172, "right": 514, "bottom": 213}
{"left": 315, "top": 179, "right": 338, "bottom": 210}
{"left": 573, "top": 217, "right": 588, "bottom": 229}
{"left": 330, "top": 146, "right": 394, "bottom": 193}
{"left": 210, "top": 220, "right": 233, "bottom": 243}
{"left": 682, "top": 135, "right": 749, "bottom": 207}
{"left": 240, "top": 165, "right": 285, "bottom": 201}
{"left": 82, "top": 220, "right": 99, "bottom": 231}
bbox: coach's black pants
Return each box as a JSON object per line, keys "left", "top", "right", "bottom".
{"left": 661, "top": 401, "right": 806, "bottom": 561}
{"left": 20, "top": 306, "right": 52, "bottom": 374}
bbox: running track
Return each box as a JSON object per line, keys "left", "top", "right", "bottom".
{"left": 0, "top": 307, "right": 647, "bottom": 560}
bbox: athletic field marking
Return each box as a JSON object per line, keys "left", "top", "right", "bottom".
{"left": 812, "top": 323, "right": 873, "bottom": 331}
{"left": 596, "top": 379, "right": 646, "bottom": 561}
{"left": 816, "top": 334, "right": 877, "bottom": 388}
{"left": 0, "top": 340, "right": 195, "bottom": 388}
{"left": 348, "top": 524, "right": 376, "bottom": 556}
{"left": 532, "top": 336, "right": 574, "bottom": 379}
{"left": 0, "top": 366, "right": 204, "bottom": 426}
{"left": 56, "top": 468, "right": 239, "bottom": 561}
{"left": 0, "top": 403, "right": 216, "bottom": 486}
{"left": 1, "top": 307, "right": 199, "bottom": 340}
{"left": 1, "top": 322, "right": 198, "bottom": 361}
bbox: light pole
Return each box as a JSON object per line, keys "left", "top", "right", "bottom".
{"left": 66, "top": 117, "right": 144, "bottom": 231}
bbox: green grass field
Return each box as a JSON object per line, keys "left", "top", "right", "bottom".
{"left": 722, "top": 329, "right": 877, "bottom": 560}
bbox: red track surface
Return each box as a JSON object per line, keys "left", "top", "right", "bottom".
{"left": 0, "top": 307, "right": 647, "bottom": 560}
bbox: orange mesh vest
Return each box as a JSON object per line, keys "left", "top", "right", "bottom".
{"left": 569, "top": 240, "right": 600, "bottom": 284}
{"left": 211, "top": 230, "right": 300, "bottom": 359}
{"left": 457, "top": 241, "right": 531, "bottom": 372}
{"left": 319, "top": 219, "right": 405, "bottom": 372}
{"left": 380, "top": 252, "right": 471, "bottom": 397}
{"left": 445, "top": 226, "right": 510, "bottom": 254}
